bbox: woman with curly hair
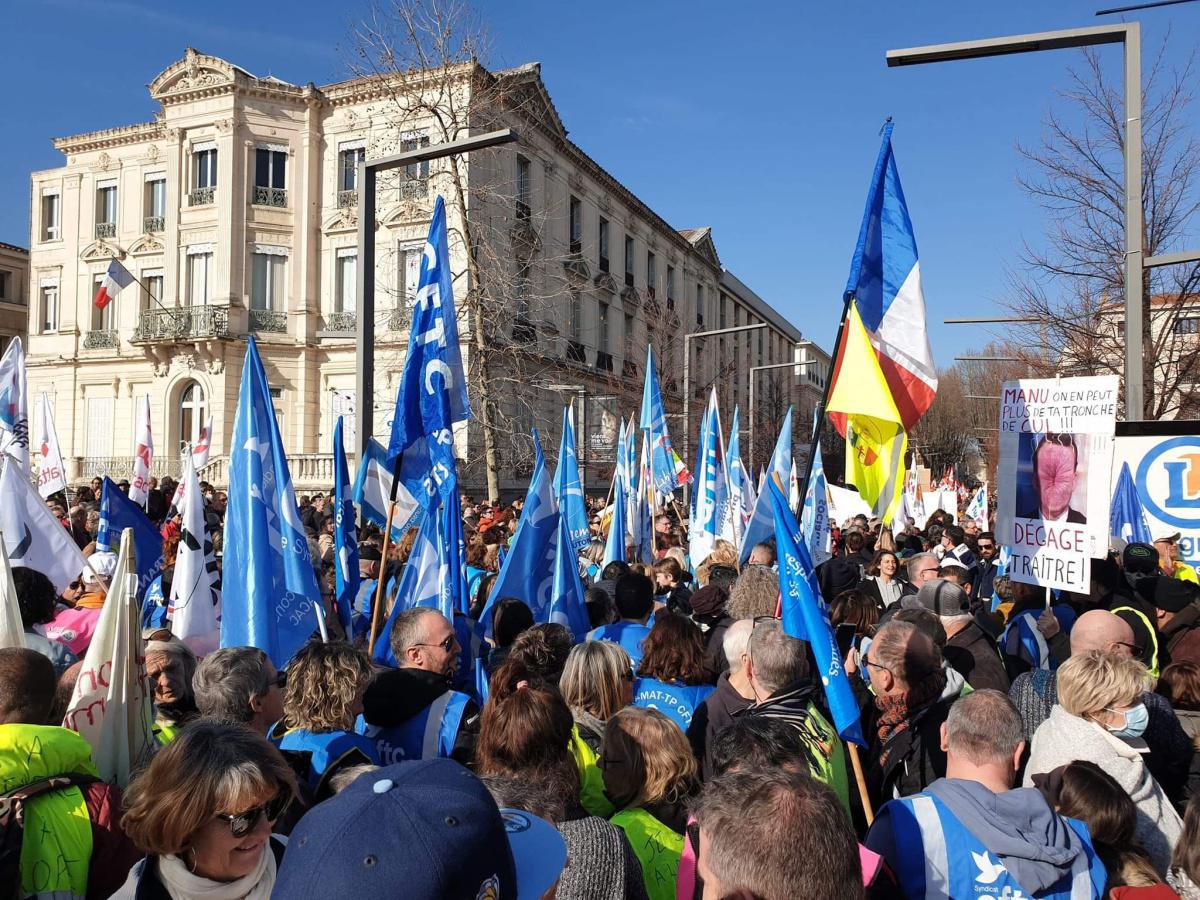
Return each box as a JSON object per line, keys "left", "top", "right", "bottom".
{"left": 268, "top": 639, "right": 379, "bottom": 800}
{"left": 631, "top": 613, "right": 715, "bottom": 732}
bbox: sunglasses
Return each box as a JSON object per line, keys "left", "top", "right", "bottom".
{"left": 273, "top": 670, "right": 288, "bottom": 689}
{"left": 216, "top": 792, "right": 290, "bottom": 838}
{"left": 413, "top": 634, "right": 457, "bottom": 653}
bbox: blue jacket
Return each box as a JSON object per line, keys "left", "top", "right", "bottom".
{"left": 586, "top": 621, "right": 651, "bottom": 670}
{"left": 632, "top": 678, "right": 715, "bottom": 731}
{"left": 269, "top": 726, "right": 379, "bottom": 796}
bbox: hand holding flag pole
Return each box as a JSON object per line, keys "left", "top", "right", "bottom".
{"left": 366, "top": 457, "right": 402, "bottom": 658}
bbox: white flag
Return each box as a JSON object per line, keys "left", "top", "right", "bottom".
{"left": 788, "top": 458, "right": 801, "bottom": 515}
{"left": 966, "top": 483, "right": 989, "bottom": 531}
{"left": 0, "top": 337, "right": 29, "bottom": 471}
{"left": 0, "top": 457, "right": 88, "bottom": 594}
{"left": 191, "top": 415, "right": 214, "bottom": 469}
{"left": 35, "top": 392, "right": 68, "bottom": 499}
{"left": 0, "top": 538, "right": 26, "bottom": 649}
{"left": 129, "top": 394, "right": 153, "bottom": 506}
{"left": 62, "top": 527, "right": 156, "bottom": 786}
{"left": 168, "top": 458, "right": 220, "bottom": 653}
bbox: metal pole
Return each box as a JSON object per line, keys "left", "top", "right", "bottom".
{"left": 1124, "top": 22, "right": 1145, "bottom": 420}
{"left": 749, "top": 357, "right": 817, "bottom": 475}
{"left": 682, "top": 323, "right": 768, "bottom": 477}
{"left": 576, "top": 388, "right": 587, "bottom": 496}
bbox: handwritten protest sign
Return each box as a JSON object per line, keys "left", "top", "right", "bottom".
{"left": 996, "top": 376, "right": 1119, "bottom": 593}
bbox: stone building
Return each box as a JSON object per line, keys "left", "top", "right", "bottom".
{"left": 0, "top": 242, "right": 29, "bottom": 355}
{"left": 26, "top": 48, "right": 814, "bottom": 495}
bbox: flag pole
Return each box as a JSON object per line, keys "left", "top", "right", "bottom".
{"left": 367, "top": 456, "right": 403, "bottom": 657}
{"left": 800, "top": 294, "right": 853, "bottom": 499}
{"left": 106, "top": 257, "right": 174, "bottom": 317}
{"left": 848, "top": 743, "right": 875, "bottom": 825}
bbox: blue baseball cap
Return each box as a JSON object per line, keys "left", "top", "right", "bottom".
{"left": 275, "top": 759, "right": 566, "bottom": 900}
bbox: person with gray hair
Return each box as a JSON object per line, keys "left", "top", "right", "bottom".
{"left": 905, "top": 552, "right": 942, "bottom": 594}
{"left": 145, "top": 638, "right": 199, "bottom": 744}
{"left": 742, "top": 619, "right": 850, "bottom": 811}
{"left": 688, "top": 618, "right": 756, "bottom": 779}
{"left": 915, "top": 578, "right": 1009, "bottom": 693}
{"left": 866, "top": 690, "right": 1107, "bottom": 899}
{"left": 193, "top": 646, "right": 285, "bottom": 736}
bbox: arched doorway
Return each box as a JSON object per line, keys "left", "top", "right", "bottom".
{"left": 179, "top": 380, "right": 207, "bottom": 452}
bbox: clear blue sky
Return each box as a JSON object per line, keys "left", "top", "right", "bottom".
{"left": 4, "top": 0, "right": 1199, "bottom": 366}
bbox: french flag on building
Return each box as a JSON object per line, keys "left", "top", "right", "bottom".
{"left": 840, "top": 123, "right": 937, "bottom": 430}
{"left": 93, "top": 259, "right": 134, "bottom": 310}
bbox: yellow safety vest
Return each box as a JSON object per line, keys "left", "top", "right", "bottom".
{"left": 568, "top": 725, "right": 614, "bottom": 819}
{"left": 1111, "top": 605, "right": 1160, "bottom": 678}
{"left": 1173, "top": 563, "right": 1199, "bottom": 584}
{"left": 0, "top": 724, "right": 97, "bottom": 900}
{"left": 153, "top": 720, "right": 181, "bottom": 746}
{"left": 611, "top": 807, "right": 684, "bottom": 900}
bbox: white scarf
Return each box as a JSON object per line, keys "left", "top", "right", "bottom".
{"left": 156, "top": 841, "right": 277, "bottom": 900}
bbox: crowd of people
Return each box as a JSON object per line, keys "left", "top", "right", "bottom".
{"left": 6, "top": 478, "right": 1200, "bottom": 899}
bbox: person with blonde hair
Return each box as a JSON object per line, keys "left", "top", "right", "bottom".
{"left": 1025, "top": 650, "right": 1184, "bottom": 874}
{"left": 561, "top": 640, "right": 633, "bottom": 817}
{"left": 268, "top": 639, "right": 378, "bottom": 799}
{"left": 113, "top": 721, "right": 298, "bottom": 899}
{"left": 600, "top": 706, "right": 697, "bottom": 900}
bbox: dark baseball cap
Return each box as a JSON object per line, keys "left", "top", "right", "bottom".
{"left": 915, "top": 579, "right": 970, "bottom": 617}
{"left": 275, "top": 759, "right": 565, "bottom": 900}
{"left": 1122, "top": 542, "right": 1160, "bottom": 576}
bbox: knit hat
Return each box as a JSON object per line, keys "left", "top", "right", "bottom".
{"left": 914, "top": 579, "right": 970, "bottom": 617}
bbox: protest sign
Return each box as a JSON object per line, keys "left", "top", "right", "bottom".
{"left": 827, "top": 483, "right": 873, "bottom": 526}
{"left": 996, "top": 376, "right": 1119, "bottom": 592}
{"left": 1112, "top": 420, "right": 1200, "bottom": 568}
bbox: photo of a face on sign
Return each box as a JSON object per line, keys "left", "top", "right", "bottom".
{"left": 1016, "top": 432, "right": 1089, "bottom": 525}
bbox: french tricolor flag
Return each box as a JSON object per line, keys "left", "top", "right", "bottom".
{"left": 837, "top": 123, "right": 938, "bottom": 431}
{"left": 93, "top": 259, "right": 135, "bottom": 310}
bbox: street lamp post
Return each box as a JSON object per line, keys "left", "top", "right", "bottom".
{"left": 546, "top": 383, "right": 589, "bottom": 492}
{"left": 682, "top": 322, "right": 767, "bottom": 458}
{"left": 354, "top": 128, "right": 518, "bottom": 467}
{"left": 748, "top": 358, "right": 816, "bottom": 474}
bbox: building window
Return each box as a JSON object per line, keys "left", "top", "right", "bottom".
{"left": 719, "top": 294, "right": 727, "bottom": 329}
{"left": 188, "top": 251, "right": 213, "bottom": 305}
{"left": 86, "top": 397, "right": 115, "bottom": 458}
{"left": 251, "top": 251, "right": 286, "bottom": 311}
{"left": 646, "top": 252, "right": 656, "bottom": 298}
{"left": 143, "top": 272, "right": 164, "bottom": 311}
{"left": 0, "top": 271, "right": 10, "bottom": 302}
{"left": 336, "top": 252, "right": 357, "bottom": 314}
{"left": 40, "top": 285, "right": 58, "bottom": 332}
{"left": 1174, "top": 317, "right": 1200, "bottom": 335}
{"left": 397, "top": 245, "right": 422, "bottom": 305}
{"left": 598, "top": 300, "right": 610, "bottom": 349}
{"left": 194, "top": 148, "right": 217, "bottom": 188}
{"left": 95, "top": 182, "right": 117, "bottom": 238}
{"left": 516, "top": 155, "right": 531, "bottom": 222}
{"left": 516, "top": 262, "right": 532, "bottom": 319}
{"left": 696, "top": 283, "right": 705, "bottom": 327}
{"left": 624, "top": 311, "right": 635, "bottom": 360}
{"left": 667, "top": 266, "right": 676, "bottom": 308}
{"left": 144, "top": 177, "right": 166, "bottom": 232}
{"left": 41, "top": 194, "right": 60, "bottom": 241}
{"left": 400, "top": 132, "right": 430, "bottom": 197}
{"left": 340, "top": 146, "right": 365, "bottom": 192}
{"left": 180, "top": 381, "right": 208, "bottom": 448}
{"left": 270, "top": 386, "right": 286, "bottom": 441}
{"left": 253, "top": 147, "right": 287, "bottom": 207}
{"left": 569, "top": 196, "right": 582, "bottom": 255}
{"left": 598, "top": 217, "right": 609, "bottom": 273}
{"left": 624, "top": 236, "right": 635, "bottom": 287}
{"left": 569, "top": 289, "right": 582, "bottom": 343}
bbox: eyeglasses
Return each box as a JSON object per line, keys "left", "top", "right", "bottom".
{"left": 216, "top": 792, "right": 290, "bottom": 838}
{"left": 977, "top": 543, "right": 995, "bottom": 551}
{"left": 272, "top": 670, "right": 288, "bottom": 689}
{"left": 1110, "top": 641, "right": 1144, "bottom": 660}
{"left": 412, "top": 634, "right": 457, "bottom": 653}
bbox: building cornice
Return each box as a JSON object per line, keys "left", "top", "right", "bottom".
{"left": 53, "top": 120, "right": 164, "bottom": 155}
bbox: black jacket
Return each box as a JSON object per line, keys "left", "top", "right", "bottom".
{"left": 867, "top": 690, "right": 956, "bottom": 807}
{"left": 818, "top": 554, "right": 864, "bottom": 600}
{"left": 944, "top": 621, "right": 1010, "bottom": 693}
{"left": 688, "top": 672, "right": 754, "bottom": 779}
{"left": 362, "top": 667, "right": 480, "bottom": 766}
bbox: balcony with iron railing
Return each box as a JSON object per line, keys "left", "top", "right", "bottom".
{"left": 82, "top": 330, "right": 119, "bottom": 350}
{"left": 189, "top": 187, "right": 215, "bottom": 206}
{"left": 252, "top": 186, "right": 287, "bottom": 208}
{"left": 399, "top": 178, "right": 428, "bottom": 200}
{"left": 133, "top": 306, "right": 232, "bottom": 343}
{"left": 248, "top": 309, "right": 287, "bottom": 333}
{"left": 323, "top": 311, "right": 356, "bottom": 334}
{"left": 94, "top": 222, "right": 115, "bottom": 239}
{"left": 388, "top": 307, "right": 411, "bottom": 332}
{"left": 337, "top": 190, "right": 358, "bottom": 209}
{"left": 143, "top": 215, "right": 164, "bottom": 233}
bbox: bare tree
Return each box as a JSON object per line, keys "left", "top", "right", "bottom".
{"left": 1006, "top": 41, "right": 1200, "bottom": 419}
{"left": 348, "top": 0, "right": 583, "bottom": 499}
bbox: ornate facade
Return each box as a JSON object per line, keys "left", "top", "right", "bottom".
{"left": 26, "top": 49, "right": 810, "bottom": 494}
{"left": 0, "top": 242, "right": 29, "bottom": 354}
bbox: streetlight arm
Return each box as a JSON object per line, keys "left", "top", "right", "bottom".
{"left": 887, "top": 24, "right": 1129, "bottom": 67}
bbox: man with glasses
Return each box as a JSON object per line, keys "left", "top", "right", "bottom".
{"left": 360, "top": 608, "right": 479, "bottom": 766}
{"left": 1008, "top": 609, "right": 1193, "bottom": 804}
{"left": 972, "top": 531, "right": 1000, "bottom": 606}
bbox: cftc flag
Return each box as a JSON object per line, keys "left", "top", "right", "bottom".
{"left": 97, "top": 477, "right": 164, "bottom": 601}
{"left": 168, "top": 458, "right": 220, "bottom": 654}
{"left": 35, "top": 392, "right": 68, "bottom": 499}
{"left": 0, "top": 457, "right": 88, "bottom": 594}
{"left": 1110, "top": 462, "right": 1152, "bottom": 547}
{"left": 603, "top": 461, "right": 628, "bottom": 568}
{"left": 689, "top": 388, "right": 730, "bottom": 567}
{"left": 386, "top": 195, "right": 471, "bottom": 508}
{"left": 333, "top": 416, "right": 360, "bottom": 635}
{"left": 0, "top": 337, "right": 29, "bottom": 471}
{"left": 767, "top": 480, "right": 865, "bottom": 746}
{"left": 62, "top": 527, "right": 157, "bottom": 786}
{"left": 129, "top": 394, "right": 154, "bottom": 507}
{"left": 726, "top": 406, "right": 750, "bottom": 548}
{"left": 827, "top": 301, "right": 907, "bottom": 524}
{"left": 553, "top": 406, "right": 590, "bottom": 554}
{"left": 222, "top": 337, "right": 321, "bottom": 667}
{"left": 353, "top": 438, "right": 420, "bottom": 540}
{"left": 801, "top": 441, "right": 833, "bottom": 566}
{"left": 640, "top": 345, "right": 688, "bottom": 494}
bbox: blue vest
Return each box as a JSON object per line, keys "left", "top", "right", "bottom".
{"left": 632, "top": 678, "right": 715, "bottom": 731}
{"left": 586, "top": 622, "right": 651, "bottom": 671}
{"left": 887, "top": 792, "right": 1105, "bottom": 900}
{"left": 271, "top": 727, "right": 381, "bottom": 792}
{"left": 357, "top": 690, "right": 471, "bottom": 764}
